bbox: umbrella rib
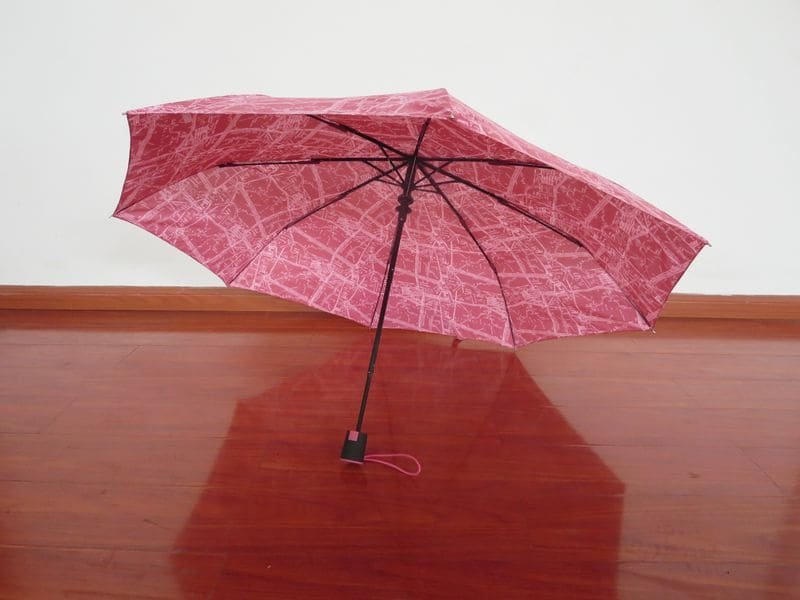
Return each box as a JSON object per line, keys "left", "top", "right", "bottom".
{"left": 361, "top": 159, "right": 404, "bottom": 186}
{"left": 419, "top": 161, "right": 585, "bottom": 248}
{"left": 220, "top": 157, "right": 394, "bottom": 167}
{"left": 415, "top": 179, "right": 460, "bottom": 190}
{"left": 421, "top": 157, "right": 555, "bottom": 169}
{"left": 309, "top": 115, "right": 409, "bottom": 158}
{"left": 227, "top": 162, "right": 404, "bottom": 285}
{"left": 379, "top": 147, "right": 407, "bottom": 184}
{"left": 417, "top": 165, "right": 517, "bottom": 348}
{"left": 421, "top": 162, "right": 653, "bottom": 328}
{"left": 222, "top": 155, "right": 404, "bottom": 186}
{"left": 415, "top": 160, "right": 450, "bottom": 186}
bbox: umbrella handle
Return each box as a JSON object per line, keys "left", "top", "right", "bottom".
{"left": 340, "top": 429, "right": 368, "bottom": 463}
{"left": 340, "top": 430, "right": 423, "bottom": 476}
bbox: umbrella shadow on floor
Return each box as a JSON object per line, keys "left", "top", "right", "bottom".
{"left": 172, "top": 332, "right": 626, "bottom": 599}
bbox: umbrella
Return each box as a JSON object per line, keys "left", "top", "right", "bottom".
{"left": 114, "top": 88, "right": 706, "bottom": 463}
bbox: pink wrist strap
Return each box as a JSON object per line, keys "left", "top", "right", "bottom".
{"left": 363, "top": 453, "right": 422, "bottom": 476}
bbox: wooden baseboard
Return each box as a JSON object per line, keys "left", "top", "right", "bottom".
{"left": 658, "top": 294, "right": 800, "bottom": 320}
{"left": 0, "top": 286, "right": 798, "bottom": 320}
{"left": 0, "top": 286, "right": 315, "bottom": 313}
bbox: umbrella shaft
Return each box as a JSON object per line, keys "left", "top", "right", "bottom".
{"left": 356, "top": 197, "right": 412, "bottom": 431}
{"left": 356, "top": 119, "right": 430, "bottom": 432}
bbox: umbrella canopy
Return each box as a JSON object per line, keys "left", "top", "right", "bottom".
{"left": 115, "top": 89, "right": 706, "bottom": 348}
{"left": 115, "top": 88, "right": 706, "bottom": 462}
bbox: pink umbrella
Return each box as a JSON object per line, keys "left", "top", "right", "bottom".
{"left": 115, "top": 88, "right": 706, "bottom": 462}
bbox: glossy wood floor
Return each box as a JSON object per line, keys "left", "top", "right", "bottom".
{"left": 0, "top": 309, "right": 798, "bottom": 599}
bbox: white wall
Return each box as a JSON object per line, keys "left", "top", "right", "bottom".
{"left": 1, "top": 0, "right": 798, "bottom": 294}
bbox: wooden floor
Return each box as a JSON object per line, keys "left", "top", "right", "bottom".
{"left": 0, "top": 309, "right": 798, "bottom": 599}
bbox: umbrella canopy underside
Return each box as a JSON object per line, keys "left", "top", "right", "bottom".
{"left": 115, "top": 89, "right": 706, "bottom": 348}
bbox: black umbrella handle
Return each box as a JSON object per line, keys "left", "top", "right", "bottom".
{"left": 340, "top": 430, "right": 368, "bottom": 463}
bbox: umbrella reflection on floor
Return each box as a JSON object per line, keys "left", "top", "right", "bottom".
{"left": 171, "top": 333, "right": 625, "bottom": 599}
